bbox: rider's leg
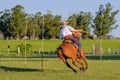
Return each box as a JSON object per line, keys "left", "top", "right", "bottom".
{"left": 69, "top": 36, "right": 82, "bottom": 58}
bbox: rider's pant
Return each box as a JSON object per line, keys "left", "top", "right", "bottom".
{"left": 69, "top": 36, "right": 81, "bottom": 55}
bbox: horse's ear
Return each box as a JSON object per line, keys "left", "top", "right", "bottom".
{"left": 73, "top": 32, "right": 81, "bottom": 40}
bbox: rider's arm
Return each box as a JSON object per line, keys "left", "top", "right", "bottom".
{"left": 74, "top": 29, "right": 84, "bottom": 33}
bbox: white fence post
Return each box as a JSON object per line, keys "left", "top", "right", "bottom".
{"left": 18, "top": 46, "right": 20, "bottom": 56}
{"left": 92, "top": 44, "right": 95, "bottom": 55}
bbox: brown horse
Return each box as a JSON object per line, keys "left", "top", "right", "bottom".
{"left": 57, "top": 32, "right": 88, "bottom": 73}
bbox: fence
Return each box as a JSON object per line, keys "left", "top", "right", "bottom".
{"left": 0, "top": 47, "right": 120, "bottom": 60}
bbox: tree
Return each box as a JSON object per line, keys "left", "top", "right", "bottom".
{"left": 76, "top": 12, "right": 91, "bottom": 39}
{"left": 9, "top": 5, "right": 27, "bottom": 40}
{"left": 92, "top": 3, "right": 119, "bottom": 39}
{"left": 41, "top": 12, "right": 61, "bottom": 39}
{"left": 25, "top": 13, "right": 41, "bottom": 40}
{"left": 48, "top": 15, "right": 61, "bottom": 39}
{"left": 0, "top": 9, "right": 11, "bottom": 39}
{"left": 68, "top": 12, "right": 91, "bottom": 39}
{"left": 67, "top": 13, "right": 78, "bottom": 28}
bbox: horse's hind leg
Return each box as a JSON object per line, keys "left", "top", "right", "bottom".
{"left": 57, "top": 49, "right": 66, "bottom": 63}
{"left": 57, "top": 49, "right": 77, "bottom": 73}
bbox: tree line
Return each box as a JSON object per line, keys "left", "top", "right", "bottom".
{"left": 0, "top": 3, "right": 119, "bottom": 40}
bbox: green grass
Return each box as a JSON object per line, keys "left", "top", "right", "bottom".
{"left": 0, "top": 39, "right": 120, "bottom": 53}
{"left": 0, "top": 40, "right": 120, "bottom": 80}
{"left": 0, "top": 58, "right": 120, "bottom": 80}
{"left": 81, "top": 39, "right": 120, "bottom": 53}
{"left": 0, "top": 40, "right": 62, "bottom": 52}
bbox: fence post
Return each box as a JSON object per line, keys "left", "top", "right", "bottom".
{"left": 107, "top": 47, "right": 111, "bottom": 54}
{"left": 100, "top": 46, "right": 104, "bottom": 60}
{"left": 92, "top": 44, "right": 95, "bottom": 55}
{"left": 18, "top": 46, "right": 20, "bottom": 56}
{"left": 7, "top": 45, "right": 10, "bottom": 54}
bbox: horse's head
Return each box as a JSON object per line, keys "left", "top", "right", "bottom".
{"left": 72, "top": 32, "right": 82, "bottom": 40}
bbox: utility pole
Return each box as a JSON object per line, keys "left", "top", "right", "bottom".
{"left": 41, "top": 15, "right": 44, "bottom": 72}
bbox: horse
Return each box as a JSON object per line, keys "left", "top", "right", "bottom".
{"left": 57, "top": 32, "right": 88, "bottom": 73}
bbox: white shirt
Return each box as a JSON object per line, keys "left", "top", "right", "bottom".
{"left": 59, "top": 25, "right": 75, "bottom": 39}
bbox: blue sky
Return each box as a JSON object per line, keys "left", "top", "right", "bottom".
{"left": 0, "top": 0, "right": 120, "bottom": 37}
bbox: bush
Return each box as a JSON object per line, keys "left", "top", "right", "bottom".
{"left": 17, "top": 43, "right": 32, "bottom": 55}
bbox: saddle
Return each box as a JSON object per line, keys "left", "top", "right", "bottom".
{"left": 62, "top": 39, "right": 78, "bottom": 49}
{"left": 62, "top": 32, "right": 81, "bottom": 50}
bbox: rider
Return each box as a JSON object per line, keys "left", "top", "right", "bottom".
{"left": 59, "top": 21, "right": 84, "bottom": 58}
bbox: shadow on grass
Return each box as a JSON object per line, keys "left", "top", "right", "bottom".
{"left": 0, "top": 66, "right": 41, "bottom": 72}
{"left": 0, "top": 66, "right": 72, "bottom": 73}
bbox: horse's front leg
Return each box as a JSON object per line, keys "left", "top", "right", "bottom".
{"left": 71, "top": 58, "right": 85, "bottom": 72}
{"left": 80, "top": 48, "right": 88, "bottom": 69}
{"left": 76, "top": 59, "right": 86, "bottom": 72}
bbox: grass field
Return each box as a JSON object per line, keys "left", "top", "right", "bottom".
{"left": 0, "top": 40, "right": 120, "bottom": 80}
{"left": 0, "top": 39, "right": 120, "bottom": 55}
{"left": 0, "top": 58, "right": 120, "bottom": 80}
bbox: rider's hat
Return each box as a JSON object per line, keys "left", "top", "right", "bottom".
{"left": 62, "top": 21, "right": 68, "bottom": 25}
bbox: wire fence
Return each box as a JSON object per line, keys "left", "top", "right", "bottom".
{"left": 0, "top": 48, "right": 120, "bottom": 60}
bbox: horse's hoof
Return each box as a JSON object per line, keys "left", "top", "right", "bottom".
{"left": 80, "top": 67, "right": 85, "bottom": 72}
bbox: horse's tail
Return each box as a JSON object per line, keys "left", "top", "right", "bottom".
{"left": 56, "top": 46, "right": 63, "bottom": 56}
{"left": 56, "top": 46, "right": 67, "bottom": 63}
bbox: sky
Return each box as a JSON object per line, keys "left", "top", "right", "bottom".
{"left": 0, "top": 0, "right": 120, "bottom": 37}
